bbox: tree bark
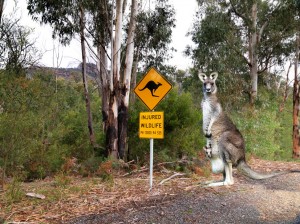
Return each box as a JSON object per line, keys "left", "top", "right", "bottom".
{"left": 130, "top": 50, "right": 139, "bottom": 104}
{"left": 249, "top": 3, "right": 258, "bottom": 105}
{"left": 105, "top": 0, "right": 124, "bottom": 159}
{"left": 98, "top": 0, "right": 138, "bottom": 159}
{"left": 118, "top": 0, "right": 137, "bottom": 160}
{"left": 0, "top": 0, "right": 4, "bottom": 24}
{"left": 113, "top": 0, "right": 123, "bottom": 82}
{"left": 97, "top": 43, "right": 110, "bottom": 156}
{"left": 279, "top": 62, "right": 292, "bottom": 112}
{"left": 79, "top": 6, "right": 96, "bottom": 148}
{"left": 293, "top": 34, "right": 300, "bottom": 159}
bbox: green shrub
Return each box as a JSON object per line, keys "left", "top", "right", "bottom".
{"left": 128, "top": 88, "right": 204, "bottom": 164}
{"left": 232, "top": 107, "right": 281, "bottom": 160}
{"left": 5, "top": 177, "right": 24, "bottom": 204}
{"left": 274, "top": 97, "right": 293, "bottom": 160}
{"left": 231, "top": 87, "right": 290, "bottom": 160}
{"left": 0, "top": 71, "right": 103, "bottom": 180}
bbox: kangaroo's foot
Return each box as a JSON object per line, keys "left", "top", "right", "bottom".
{"left": 202, "top": 180, "right": 234, "bottom": 187}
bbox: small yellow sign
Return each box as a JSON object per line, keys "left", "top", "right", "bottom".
{"left": 134, "top": 67, "right": 172, "bottom": 111}
{"left": 139, "top": 111, "right": 164, "bottom": 139}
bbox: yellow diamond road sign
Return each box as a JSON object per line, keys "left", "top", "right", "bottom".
{"left": 134, "top": 67, "right": 172, "bottom": 111}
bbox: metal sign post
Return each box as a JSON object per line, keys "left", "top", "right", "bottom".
{"left": 150, "top": 138, "right": 154, "bottom": 190}
{"left": 139, "top": 111, "right": 163, "bottom": 190}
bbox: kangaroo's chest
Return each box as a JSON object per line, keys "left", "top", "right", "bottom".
{"left": 201, "top": 99, "right": 214, "bottom": 127}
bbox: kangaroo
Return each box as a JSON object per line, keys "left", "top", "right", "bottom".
{"left": 139, "top": 81, "right": 162, "bottom": 97}
{"left": 199, "top": 72, "right": 299, "bottom": 187}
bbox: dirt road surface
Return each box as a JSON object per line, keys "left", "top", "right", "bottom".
{"left": 68, "top": 166, "right": 300, "bottom": 224}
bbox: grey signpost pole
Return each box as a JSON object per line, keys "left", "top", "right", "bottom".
{"left": 150, "top": 138, "right": 154, "bottom": 190}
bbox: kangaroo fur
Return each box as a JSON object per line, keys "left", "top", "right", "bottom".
{"left": 199, "top": 72, "right": 299, "bottom": 187}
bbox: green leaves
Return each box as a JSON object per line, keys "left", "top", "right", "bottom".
{"left": 0, "top": 18, "right": 39, "bottom": 75}
{"left": 0, "top": 71, "right": 103, "bottom": 180}
{"left": 128, "top": 89, "right": 203, "bottom": 164}
{"left": 134, "top": 0, "right": 176, "bottom": 75}
{"left": 189, "top": 0, "right": 298, "bottom": 75}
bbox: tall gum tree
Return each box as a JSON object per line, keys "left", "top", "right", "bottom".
{"left": 193, "top": 0, "right": 296, "bottom": 104}
{"left": 79, "top": 4, "right": 96, "bottom": 148}
{"left": 28, "top": 0, "right": 172, "bottom": 159}
{"left": 95, "top": 0, "right": 138, "bottom": 159}
{"left": 0, "top": 0, "right": 4, "bottom": 24}
{"left": 293, "top": 34, "right": 300, "bottom": 158}
{"left": 293, "top": 0, "right": 300, "bottom": 158}
{"left": 118, "top": 0, "right": 137, "bottom": 159}
{"left": 99, "top": 0, "right": 173, "bottom": 159}
{"left": 27, "top": 0, "right": 97, "bottom": 148}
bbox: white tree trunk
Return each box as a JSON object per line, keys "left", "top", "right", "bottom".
{"left": 113, "top": 0, "right": 123, "bottom": 82}
{"left": 79, "top": 6, "right": 96, "bottom": 147}
{"left": 249, "top": 3, "right": 258, "bottom": 104}
{"left": 105, "top": 0, "right": 124, "bottom": 159}
{"left": 0, "top": 0, "right": 4, "bottom": 24}
{"left": 123, "top": 0, "right": 137, "bottom": 106}
{"left": 118, "top": 0, "right": 138, "bottom": 159}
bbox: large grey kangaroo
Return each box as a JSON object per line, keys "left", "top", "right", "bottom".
{"left": 199, "top": 72, "right": 299, "bottom": 187}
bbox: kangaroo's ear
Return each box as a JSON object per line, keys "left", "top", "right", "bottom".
{"left": 198, "top": 72, "right": 207, "bottom": 82}
{"left": 210, "top": 72, "right": 218, "bottom": 81}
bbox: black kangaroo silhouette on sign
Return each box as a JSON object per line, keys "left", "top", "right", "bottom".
{"left": 139, "top": 81, "right": 162, "bottom": 97}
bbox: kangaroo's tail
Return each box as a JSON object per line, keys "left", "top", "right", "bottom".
{"left": 139, "top": 87, "right": 146, "bottom": 91}
{"left": 236, "top": 160, "right": 298, "bottom": 180}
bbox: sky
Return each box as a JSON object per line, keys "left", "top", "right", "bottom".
{"left": 3, "top": 0, "right": 198, "bottom": 70}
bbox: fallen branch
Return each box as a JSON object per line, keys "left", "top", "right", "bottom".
{"left": 26, "top": 192, "right": 46, "bottom": 200}
{"left": 158, "top": 173, "right": 186, "bottom": 185}
{"left": 121, "top": 167, "right": 148, "bottom": 177}
{"left": 121, "top": 160, "right": 190, "bottom": 177}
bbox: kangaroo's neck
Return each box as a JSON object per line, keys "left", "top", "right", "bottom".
{"left": 203, "top": 92, "right": 218, "bottom": 101}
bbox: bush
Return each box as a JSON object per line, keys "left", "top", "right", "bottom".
{"left": 128, "top": 88, "right": 204, "bottom": 164}
{"left": 0, "top": 71, "right": 103, "bottom": 180}
{"left": 232, "top": 106, "right": 282, "bottom": 160}
{"left": 230, "top": 87, "right": 290, "bottom": 160}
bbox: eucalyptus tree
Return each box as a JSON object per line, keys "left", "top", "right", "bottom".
{"left": 0, "top": 18, "right": 40, "bottom": 75}
{"left": 191, "top": 0, "right": 297, "bottom": 104}
{"left": 27, "top": 0, "right": 97, "bottom": 148}
{"left": 130, "top": 0, "right": 176, "bottom": 92}
{"left": 186, "top": 6, "right": 246, "bottom": 73}
{"left": 110, "top": 0, "right": 138, "bottom": 159}
{"left": 85, "top": 0, "right": 111, "bottom": 138}
{"left": 0, "top": 0, "right": 4, "bottom": 24}
{"left": 292, "top": 0, "right": 300, "bottom": 159}
{"left": 28, "top": 0, "right": 139, "bottom": 159}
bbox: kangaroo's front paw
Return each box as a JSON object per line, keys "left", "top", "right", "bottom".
{"left": 204, "top": 129, "right": 212, "bottom": 138}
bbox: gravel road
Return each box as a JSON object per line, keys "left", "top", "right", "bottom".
{"left": 68, "top": 172, "right": 300, "bottom": 224}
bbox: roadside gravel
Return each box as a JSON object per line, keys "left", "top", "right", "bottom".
{"left": 68, "top": 172, "right": 300, "bottom": 224}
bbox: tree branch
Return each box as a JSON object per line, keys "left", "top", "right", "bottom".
{"left": 158, "top": 173, "right": 186, "bottom": 185}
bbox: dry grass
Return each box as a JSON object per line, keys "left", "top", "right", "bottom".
{"left": 0, "top": 169, "right": 206, "bottom": 223}
{"left": 1, "top": 157, "right": 299, "bottom": 223}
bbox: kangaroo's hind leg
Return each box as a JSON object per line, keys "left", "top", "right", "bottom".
{"left": 224, "top": 160, "right": 234, "bottom": 185}
{"left": 205, "top": 145, "right": 234, "bottom": 187}
{"left": 206, "top": 161, "right": 234, "bottom": 187}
